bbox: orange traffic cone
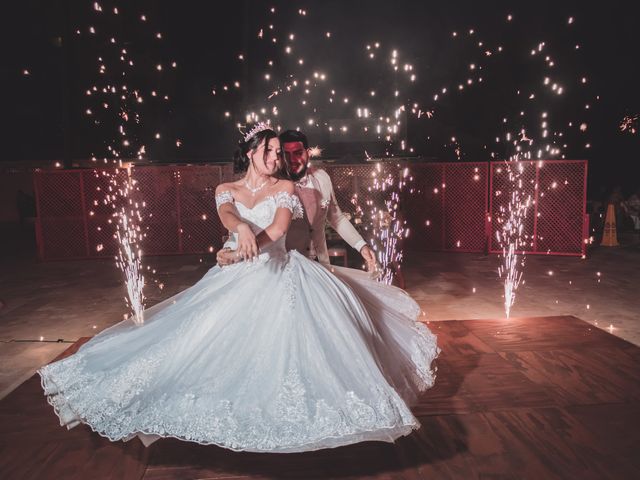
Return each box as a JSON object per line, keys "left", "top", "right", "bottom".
{"left": 601, "top": 203, "right": 619, "bottom": 246}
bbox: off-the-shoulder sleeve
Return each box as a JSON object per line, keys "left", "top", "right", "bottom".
{"left": 274, "top": 191, "right": 304, "bottom": 219}
{"left": 215, "top": 191, "right": 234, "bottom": 209}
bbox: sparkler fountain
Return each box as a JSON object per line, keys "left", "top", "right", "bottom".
{"left": 80, "top": 2, "right": 176, "bottom": 324}
{"left": 495, "top": 159, "right": 532, "bottom": 318}
{"left": 361, "top": 162, "right": 412, "bottom": 285}
{"left": 114, "top": 166, "right": 145, "bottom": 324}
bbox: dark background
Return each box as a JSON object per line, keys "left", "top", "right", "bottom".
{"left": 3, "top": 0, "right": 639, "bottom": 197}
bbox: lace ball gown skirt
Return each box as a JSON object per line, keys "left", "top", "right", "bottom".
{"left": 38, "top": 250, "right": 439, "bottom": 453}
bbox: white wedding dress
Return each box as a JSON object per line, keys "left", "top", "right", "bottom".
{"left": 38, "top": 191, "right": 440, "bottom": 453}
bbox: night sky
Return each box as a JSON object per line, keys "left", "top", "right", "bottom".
{"left": 3, "top": 0, "right": 639, "bottom": 195}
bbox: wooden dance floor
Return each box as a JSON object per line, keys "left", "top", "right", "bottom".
{"left": 1, "top": 315, "right": 639, "bottom": 479}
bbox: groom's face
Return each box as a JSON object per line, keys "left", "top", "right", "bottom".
{"left": 283, "top": 141, "right": 309, "bottom": 175}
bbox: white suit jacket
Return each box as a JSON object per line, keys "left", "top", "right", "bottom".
{"left": 286, "top": 168, "right": 366, "bottom": 264}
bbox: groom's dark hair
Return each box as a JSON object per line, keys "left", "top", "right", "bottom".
{"left": 279, "top": 130, "right": 309, "bottom": 149}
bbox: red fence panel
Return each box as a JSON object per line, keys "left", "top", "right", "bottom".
{"left": 83, "top": 170, "right": 121, "bottom": 258}
{"left": 442, "top": 163, "right": 488, "bottom": 252}
{"left": 325, "top": 164, "right": 377, "bottom": 213}
{"left": 489, "top": 160, "right": 587, "bottom": 256}
{"left": 177, "top": 166, "right": 226, "bottom": 254}
{"left": 34, "top": 170, "right": 87, "bottom": 260}
{"left": 323, "top": 162, "right": 489, "bottom": 253}
{"left": 403, "top": 164, "right": 445, "bottom": 251}
{"left": 35, "top": 165, "right": 227, "bottom": 260}
{"left": 536, "top": 161, "right": 588, "bottom": 255}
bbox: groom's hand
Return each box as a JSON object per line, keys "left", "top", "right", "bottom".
{"left": 216, "top": 247, "right": 237, "bottom": 266}
{"left": 360, "top": 245, "right": 377, "bottom": 272}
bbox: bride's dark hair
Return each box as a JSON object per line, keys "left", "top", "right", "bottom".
{"left": 234, "top": 127, "right": 279, "bottom": 173}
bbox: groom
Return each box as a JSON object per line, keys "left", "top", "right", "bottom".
{"left": 279, "top": 130, "right": 377, "bottom": 269}
{"left": 217, "top": 130, "right": 376, "bottom": 270}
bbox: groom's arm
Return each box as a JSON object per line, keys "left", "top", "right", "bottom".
{"left": 317, "top": 170, "right": 367, "bottom": 252}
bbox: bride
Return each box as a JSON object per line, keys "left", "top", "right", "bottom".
{"left": 38, "top": 124, "right": 440, "bottom": 453}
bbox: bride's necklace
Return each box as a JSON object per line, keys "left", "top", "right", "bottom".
{"left": 243, "top": 178, "right": 269, "bottom": 196}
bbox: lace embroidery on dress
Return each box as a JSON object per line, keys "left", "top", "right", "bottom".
{"left": 215, "top": 191, "right": 234, "bottom": 209}
{"left": 275, "top": 369, "right": 308, "bottom": 422}
{"left": 274, "top": 191, "right": 304, "bottom": 219}
{"left": 410, "top": 322, "right": 440, "bottom": 391}
{"left": 39, "top": 361, "right": 419, "bottom": 451}
{"left": 283, "top": 255, "right": 296, "bottom": 309}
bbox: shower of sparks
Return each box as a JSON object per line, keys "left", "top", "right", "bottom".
{"left": 495, "top": 160, "right": 532, "bottom": 318}
{"left": 93, "top": 165, "right": 147, "bottom": 324}
{"left": 352, "top": 161, "right": 412, "bottom": 285}
{"left": 211, "top": 4, "right": 423, "bottom": 152}
{"left": 208, "top": 4, "right": 594, "bottom": 169}
{"left": 488, "top": 21, "right": 592, "bottom": 317}
{"left": 308, "top": 146, "right": 323, "bottom": 158}
{"left": 114, "top": 166, "right": 145, "bottom": 324}
{"left": 79, "top": 2, "right": 177, "bottom": 323}
{"left": 620, "top": 114, "right": 638, "bottom": 135}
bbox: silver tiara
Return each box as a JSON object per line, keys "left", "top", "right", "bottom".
{"left": 243, "top": 121, "right": 272, "bottom": 142}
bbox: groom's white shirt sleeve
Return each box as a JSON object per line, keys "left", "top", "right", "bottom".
{"left": 314, "top": 169, "right": 367, "bottom": 253}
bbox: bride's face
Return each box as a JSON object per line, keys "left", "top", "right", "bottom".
{"left": 250, "top": 137, "right": 282, "bottom": 176}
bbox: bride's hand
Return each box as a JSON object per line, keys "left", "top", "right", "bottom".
{"left": 236, "top": 223, "right": 259, "bottom": 260}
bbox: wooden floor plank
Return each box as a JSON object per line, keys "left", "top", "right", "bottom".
{"left": 461, "top": 316, "right": 635, "bottom": 352}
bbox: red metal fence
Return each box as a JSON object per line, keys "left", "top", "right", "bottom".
{"left": 323, "top": 160, "right": 587, "bottom": 256}
{"left": 34, "top": 165, "right": 233, "bottom": 260}
{"left": 33, "top": 160, "right": 587, "bottom": 260}
{"left": 323, "top": 162, "right": 490, "bottom": 252}
{"left": 487, "top": 160, "right": 588, "bottom": 256}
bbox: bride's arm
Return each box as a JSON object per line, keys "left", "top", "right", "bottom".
{"left": 217, "top": 204, "right": 292, "bottom": 265}
{"left": 215, "top": 184, "right": 246, "bottom": 232}
{"left": 215, "top": 184, "right": 259, "bottom": 260}
{"left": 255, "top": 206, "right": 293, "bottom": 249}
{"left": 255, "top": 182, "right": 296, "bottom": 250}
